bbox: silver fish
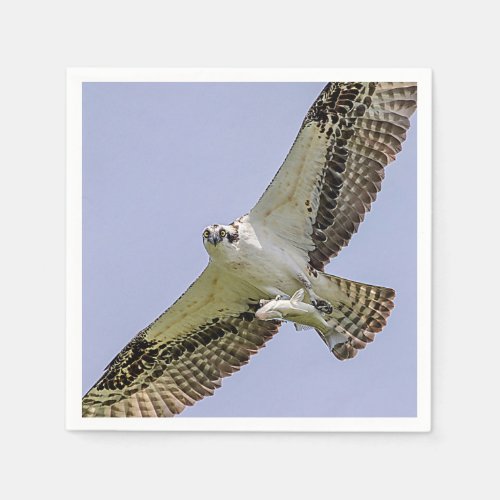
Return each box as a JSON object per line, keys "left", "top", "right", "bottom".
{"left": 256, "top": 289, "right": 330, "bottom": 331}
{"left": 256, "top": 289, "right": 364, "bottom": 360}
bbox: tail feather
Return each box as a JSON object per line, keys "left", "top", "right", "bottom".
{"left": 318, "top": 273, "right": 395, "bottom": 360}
{"left": 332, "top": 341, "right": 358, "bottom": 360}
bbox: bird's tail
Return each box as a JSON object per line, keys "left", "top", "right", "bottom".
{"left": 316, "top": 273, "right": 396, "bottom": 360}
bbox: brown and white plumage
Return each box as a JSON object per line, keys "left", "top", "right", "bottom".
{"left": 83, "top": 266, "right": 280, "bottom": 417}
{"left": 251, "top": 82, "right": 417, "bottom": 269}
{"left": 83, "top": 82, "right": 416, "bottom": 417}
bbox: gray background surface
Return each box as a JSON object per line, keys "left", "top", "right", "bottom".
{"left": 3, "top": 0, "right": 497, "bottom": 498}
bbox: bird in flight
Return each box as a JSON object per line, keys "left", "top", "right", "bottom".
{"left": 83, "top": 82, "right": 417, "bottom": 417}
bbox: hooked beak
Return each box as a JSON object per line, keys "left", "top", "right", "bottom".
{"left": 208, "top": 233, "right": 222, "bottom": 246}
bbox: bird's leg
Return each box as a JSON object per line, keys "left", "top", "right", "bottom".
{"left": 296, "top": 272, "right": 333, "bottom": 315}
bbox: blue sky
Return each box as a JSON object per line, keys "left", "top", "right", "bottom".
{"left": 82, "top": 82, "right": 417, "bottom": 417}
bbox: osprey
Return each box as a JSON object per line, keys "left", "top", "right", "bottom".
{"left": 83, "top": 82, "right": 417, "bottom": 417}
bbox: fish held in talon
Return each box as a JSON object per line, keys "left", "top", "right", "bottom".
{"left": 256, "top": 289, "right": 357, "bottom": 360}
{"left": 256, "top": 289, "right": 331, "bottom": 332}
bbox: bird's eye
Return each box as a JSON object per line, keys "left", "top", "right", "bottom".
{"left": 203, "top": 230, "right": 210, "bottom": 238}
{"left": 219, "top": 229, "right": 226, "bottom": 238}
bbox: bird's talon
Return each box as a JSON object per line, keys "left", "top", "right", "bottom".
{"left": 313, "top": 299, "right": 333, "bottom": 315}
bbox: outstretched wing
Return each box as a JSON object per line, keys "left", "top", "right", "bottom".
{"left": 250, "top": 82, "right": 417, "bottom": 270}
{"left": 82, "top": 264, "right": 280, "bottom": 417}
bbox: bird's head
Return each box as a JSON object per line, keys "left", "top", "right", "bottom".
{"left": 202, "top": 224, "right": 239, "bottom": 256}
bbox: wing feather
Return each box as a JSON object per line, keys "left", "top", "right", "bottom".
{"left": 82, "top": 264, "right": 281, "bottom": 417}
{"left": 250, "top": 82, "right": 417, "bottom": 270}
